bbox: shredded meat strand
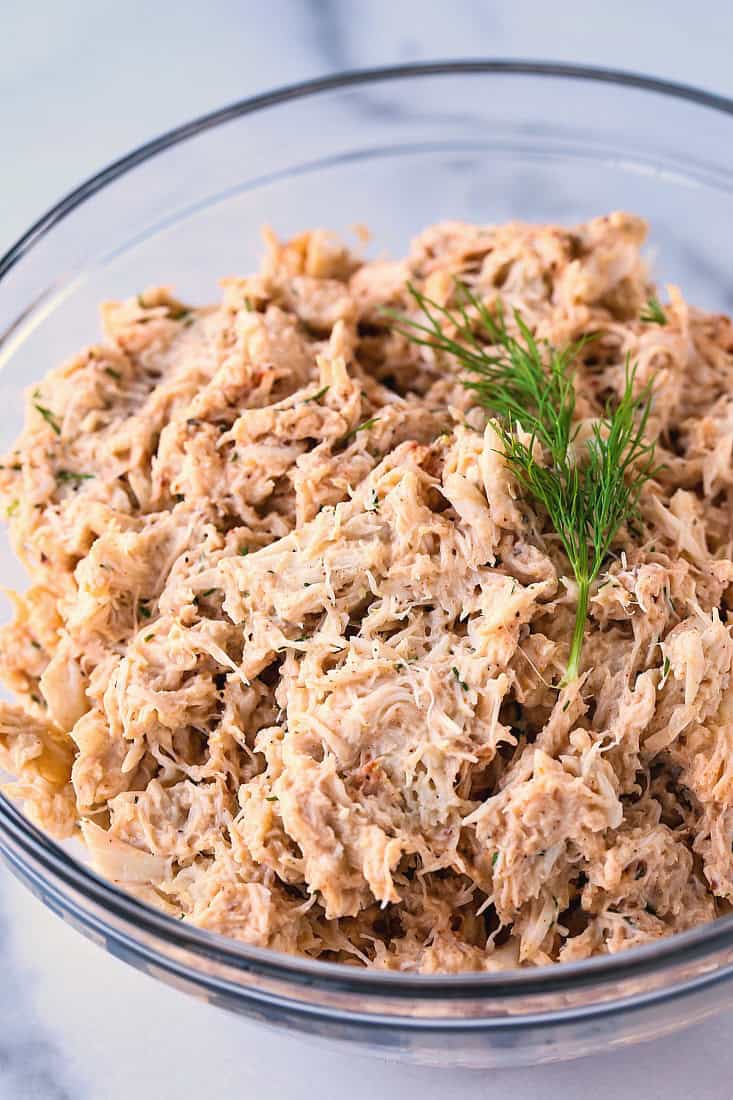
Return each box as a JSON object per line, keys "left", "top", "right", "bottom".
{"left": 1, "top": 213, "right": 732, "bottom": 971}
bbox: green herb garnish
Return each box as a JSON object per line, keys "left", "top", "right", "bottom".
{"left": 343, "top": 416, "right": 380, "bottom": 442}
{"left": 33, "top": 403, "right": 61, "bottom": 436}
{"left": 138, "top": 601, "right": 152, "bottom": 620}
{"left": 452, "top": 666, "right": 468, "bottom": 691}
{"left": 640, "top": 297, "right": 667, "bottom": 325}
{"left": 391, "top": 282, "right": 657, "bottom": 684}
{"left": 6, "top": 499, "right": 19, "bottom": 518}
{"left": 659, "top": 655, "right": 671, "bottom": 688}
{"left": 304, "top": 385, "right": 330, "bottom": 404}
{"left": 56, "top": 470, "right": 94, "bottom": 484}
{"left": 104, "top": 366, "right": 122, "bottom": 381}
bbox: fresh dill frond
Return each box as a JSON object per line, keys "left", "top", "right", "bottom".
{"left": 640, "top": 296, "right": 667, "bottom": 325}
{"left": 390, "top": 281, "right": 657, "bottom": 683}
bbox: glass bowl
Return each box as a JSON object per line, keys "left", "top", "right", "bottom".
{"left": 2, "top": 61, "right": 733, "bottom": 1069}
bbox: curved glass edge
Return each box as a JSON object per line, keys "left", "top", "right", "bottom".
{"left": 1, "top": 59, "right": 733, "bottom": 1008}
{"left": 2, "top": 685, "right": 733, "bottom": 1004}
{"left": 4, "top": 814, "right": 733, "bottom": 1039}
{"left": 3, "top": 59, "right": 733, "bottom": 282}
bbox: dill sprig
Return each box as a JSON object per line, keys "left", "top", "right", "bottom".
{"left": 640, "top": 296, "right": 667, "bottom": 325}
{"left": 390, "top": 282, "right": 657, "bottom": 683}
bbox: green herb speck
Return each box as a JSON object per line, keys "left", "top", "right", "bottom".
{"left": 305, "top": 385, "right": 330, "bottom": 404}
{"left": 33, "top": 403, "right": 61, "bottom": 435}
{"left": 659, "top": 655, "right": 671, "bottom": 688}
{"left": 56, "top": 470, "right": 94, "bottom": 484}
{"left": 452, "top": 666, "right": 468, "bottom": 691}
{"left": 343, "top": 416, "right": 380, "bottom": 442}
{"left": 640, "top": 297, "right": 667, "bottom": 326}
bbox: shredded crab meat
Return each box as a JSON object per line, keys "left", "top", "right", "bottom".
{"left": 1, "top": 212, "right": 733, "bottom": 971}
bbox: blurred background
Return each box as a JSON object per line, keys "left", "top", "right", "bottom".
{"left": 3, "top": 3, "right": 733, "bottom": 1098}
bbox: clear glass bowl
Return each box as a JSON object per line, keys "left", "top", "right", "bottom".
{"left": 2, "top": 61, "right": 733, "bottom": 1069}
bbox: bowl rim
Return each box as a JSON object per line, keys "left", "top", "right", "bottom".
{"left": 3, "top": 57, "right": 733, "bottom": 1005}
{"left": 4, "top": 57, "right": 733, "bottom": 282}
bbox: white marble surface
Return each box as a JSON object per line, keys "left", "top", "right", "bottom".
{"left": 3, "top": 2, "right": 733, "bottom": 1097}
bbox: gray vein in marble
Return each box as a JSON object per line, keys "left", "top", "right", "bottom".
{"left": 306, "top": 0, "right": 500, "bottom": 71}
{"left": 297, "top": 2, "right": 530, "bottom": 136}
{"left": 306, "top": 0, "right": 350, "bottom": 72}
{"left": 302, "top": 0, "right": 486, "bottom": 124}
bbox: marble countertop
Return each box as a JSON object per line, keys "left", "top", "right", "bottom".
{"left": 3, "top": 2, "right": 733, "bottom": 1096}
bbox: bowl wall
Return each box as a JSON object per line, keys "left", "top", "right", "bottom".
{"left": 3, "top": 63, "right": 733, "bottom": 1066}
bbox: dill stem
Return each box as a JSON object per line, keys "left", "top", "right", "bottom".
{"left": 563, "top": 577, "right": 589, "bottom": 685}
{"left": 388, "top": 280, "right": 657, "bottom": 687}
